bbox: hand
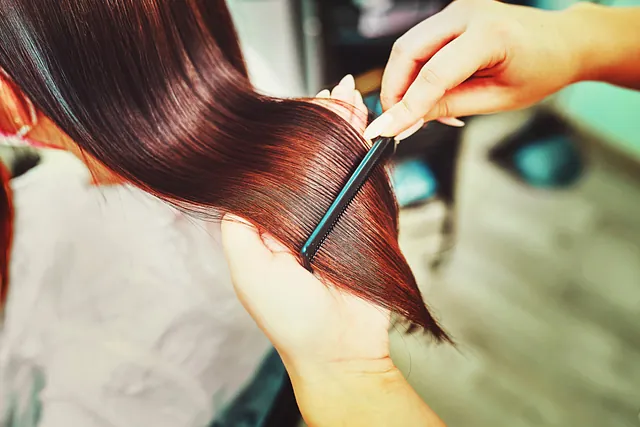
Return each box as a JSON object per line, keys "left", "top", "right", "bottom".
{"left": 313, "top": 74, "right": 368, "bottom": 135}
{"left": 222, "top": 80, "right": 448, "bottom": 427}
{"left": 221, "top": 217, "right": 391, "bottom": 373}
{"left": 221, "top": 78, "right": 391, "bottom": 373}
{"left": 365, "top": 0, "right": 584, "bottom": 139}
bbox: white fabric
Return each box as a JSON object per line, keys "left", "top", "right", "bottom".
{"left": 1, "top": 150, "right": 271, "bottom": 427}
{"left": 0, "top": 47, "right": 284, "bottom": 427}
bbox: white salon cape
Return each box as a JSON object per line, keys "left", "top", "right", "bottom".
{"left": 0, "top": 47, "right": 282, "bottom": 427}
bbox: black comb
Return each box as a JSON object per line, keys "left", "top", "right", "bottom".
{"left": 300, "top": 136, "right": 395, "bottom": 271}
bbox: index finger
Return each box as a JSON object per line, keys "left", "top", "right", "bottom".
{"left": 373, "top": 31, "right": 500, "bottom": 138}
{"left": 380, "top": 7, "right": 465, "bottom": 110}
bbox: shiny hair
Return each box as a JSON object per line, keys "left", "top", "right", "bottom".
{"left": 0, "top": 0, "right": 448, "bottom": 340}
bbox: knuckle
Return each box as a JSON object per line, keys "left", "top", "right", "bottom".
{"left": 418, "top": 68, "right": 447, "bottom": 96}
{"left": 397, "top": 99, "right": 414, "bottom": 118}
{"left": 391, "top": 38, "right": 408, "bottom": 58}
{"left": 437, "top": 100, "right": 451, "bottom": 119}
{"left": 484, "top": 20, "right": 519, "bottom": 62}
{"left": 488, "top": 19, "right": 514, "bottom": 41}
{"left": 379, "top": 92, "right": 392, "bottom": 109}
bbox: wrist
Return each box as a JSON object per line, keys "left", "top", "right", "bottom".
{"left": 556, "top": 3, "right": 601, "bottom": 84}
{"left": 274, "top": 327, "right": 392, "bottom": 381}
{"left": 286, "top": 356, "right": 406, "bottom": 424}
{"left": 285, "top": 354, "right": 398, "bottom": 386}
{"left": 284, "top": 354, "right": 401, "bottom": 404}
{"left": 560, "top": 3, "right": 637, "bottom": 85}
{"left": 283, "top": 355, "right": 446, "bottom": 427}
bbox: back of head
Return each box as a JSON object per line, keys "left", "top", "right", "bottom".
{"left": 0, "top": 0, "right": 448, "bottom": 340}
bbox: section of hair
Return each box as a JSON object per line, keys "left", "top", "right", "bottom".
{"left": 0, "top": 160, "right": 12, "bottom": 308}
{"left": 0, "top": 0, "right": 449, "bottom": 340}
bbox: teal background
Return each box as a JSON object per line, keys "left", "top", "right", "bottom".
{"left": 535, "top": 0, "right": 640, "bottom": 159}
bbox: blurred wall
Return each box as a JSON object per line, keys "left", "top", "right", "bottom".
{"left": 226, "top": 0, "right": 307, "bottom": 97}
{"left": 536, "top": 0, "right": 640, "bottom": 159}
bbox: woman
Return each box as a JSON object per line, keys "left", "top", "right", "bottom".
{"left": 0, "top": 61, "right": 384, "bottom": 427}
{"left": 0, "top": 0, "right": 449, "bottom": 340}
{"left": 0, "top": 0, "right": 450, "bottom": 426}
{"left": 0, "top": 6, "right": 375, "bottom": 424}
{"left": 0, "top": 145, "right": 271, "bottom": 427}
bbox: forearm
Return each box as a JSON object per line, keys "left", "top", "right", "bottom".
{"left": 563, "top": 3, "right": 640, "bottom": 90}
{"left": 286, "top": 358, "right": 446, "bottom": 427}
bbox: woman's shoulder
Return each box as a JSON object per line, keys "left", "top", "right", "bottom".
{"left": 4, "top": 149, "right": 239, "bottom": 349}
{"left": 2, "top": 149, "right": 270, "bottom": 424}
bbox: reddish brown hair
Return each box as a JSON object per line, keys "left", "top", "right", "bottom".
{"left": 0, "top": 0, "right": 448, "bottom": 340}
{"left": 0, "top": 160, "right": 12, "bottom": 308}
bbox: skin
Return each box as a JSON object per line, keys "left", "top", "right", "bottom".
{"left": 0, "top": 71, "right": 446, "bottom": 426}
{"left": 364, "top": 0, "right": 640, "bottom": 140}
{"left": 5, "top": 2, "right": 640, "bottom": 419}
{"left": 225, "top": 2, "right": 640, "bottom": 425}
{"left": 0, "top": 73, "right": 125, "bottom": 184}
{"left": 222, "top": 76, "right": 446, "bottom": 427}
{"left": 221, "top": 216, "right": 446, "bottom": 427}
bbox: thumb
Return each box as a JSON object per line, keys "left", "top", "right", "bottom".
{"left": 422, "top": 82, "right": 510, "bottom": 122}
{"left": 365, "top": 32, "right": 501, "bottom": 139}
{"left": 220, "top": 214, "right": 273, "bottom": 282}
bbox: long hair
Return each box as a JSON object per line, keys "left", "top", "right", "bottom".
{"left": 0, "top": 0, "right": 448, "bottom": 340}
{"left": 0, "top": 160, "right": 12, "bottom": 308}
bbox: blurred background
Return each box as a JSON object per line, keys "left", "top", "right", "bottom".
{"left": 1, "top": 1, "right": 639, "bottom": 426}
{"left": 226, "top": 0, "right": 640, "bottom": 426}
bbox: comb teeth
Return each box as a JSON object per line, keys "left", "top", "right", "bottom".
{"left": 299, "top": 137, "right": 395, "bottom": 271}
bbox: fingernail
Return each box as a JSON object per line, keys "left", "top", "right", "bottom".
{"left": 363, "top": 113, "right": 393, "bottom": 140}
{"left": 340, "top": 74, "right": 355, "bottom": 90}
{"left": 355, "top": 89, "right": 364, "bottom": 105}
{"left": 437, "top": 117, "right": 465, "bottom": 127}
{"left": 394, "top": 119, "right": 425, "bottom": 142}
{"left": 316, "top": 89, "right": 330, "bottom": 98}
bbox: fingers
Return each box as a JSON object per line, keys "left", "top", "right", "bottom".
{"left": 423, "top": 79, "right": 511, "bottom": 122}
{"left": 315, "top": 89, "right": 330, "bottom": 98}
{"left": 315, "top": 75, "right": 369, "bottom": 133}
{"left": 394, "top": 119, "right": 425, "bottom": 141}
{"left": 331, "top": 75, "right": 356, "bottom": 104}
{"left": 380, "top": 7, "right": 465, "bottom": 111}
{"left": 354, "top": 89, "right": 366, "bottom": 116}
{"left": 332, "top": 74, "right": 356, "bottom": 97}
{"left": 436, "top": 117, "right": 465, "bottom": 127}
{"left": 261, "top": 231, "right": 290, "bottom": 254}
{"left": 352, "top": 89, "right": 368, "bottom": 134}
{"left": 221, "top": 214, "right": 273, "bottom": 281}
{"left": 366, "top": 31, "right": 501, "bottom": 139}
{"left": 330, "top": 74, "right": 357, "bottom": 123}
{"left": 376, "top": 116, "right": 464, "bottom": 143}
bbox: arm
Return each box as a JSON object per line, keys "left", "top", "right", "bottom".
{"left": 220, "top": 81, "right": 446, "bottom": 427}
{"left": 567, "top": 3, "right": 640, "bottom": 90}
{"left": 365, "top": 0, "right": 640, "bottom": 140}
{"left": 221, "top": 215, "right": 447, "bottom": 427}
{"left": 288, "top": 359, "right": 445, "bottom": 427}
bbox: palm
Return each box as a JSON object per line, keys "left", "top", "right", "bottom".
{"left": 235, "top": 250, "right": 390, "bottom": 365}
{"left": 222, "top": 76, "right": 391, "bottom": 366}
